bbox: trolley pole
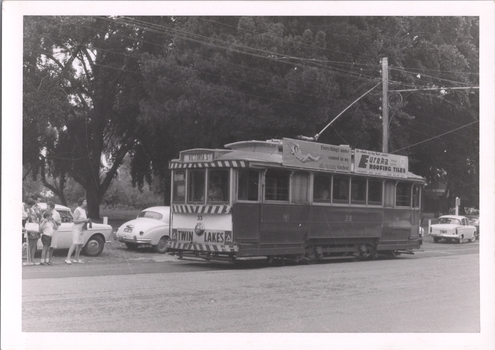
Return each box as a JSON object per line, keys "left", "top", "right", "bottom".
{"left": 382, "top": 57, "right": 389, "bottom": 153}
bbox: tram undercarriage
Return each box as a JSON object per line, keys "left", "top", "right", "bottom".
{"left": 169, "top": 239, "right": 418, "bottom": 264}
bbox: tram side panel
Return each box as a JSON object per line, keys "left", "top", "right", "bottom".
{"left": 308, "top": 207, "right": 382, "bottom": 242}
{"left": 259, "top": 203, "right": 310, "bottom": 245}
{"left": 378, "top": 208, "right": 421, "bottom": 251}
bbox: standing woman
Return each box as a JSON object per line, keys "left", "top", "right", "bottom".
{"left": 47, "top": 201, "right": 61, "bottom": 264}
{"left": 25, "top": 199, "right": 40, "bottom": 266}
{"left": 65, "top": 198, "right": 91, "bottom": 264}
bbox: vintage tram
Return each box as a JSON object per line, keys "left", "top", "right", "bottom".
{"left": 167, "top": 138, "right": 424, "bottom": 263}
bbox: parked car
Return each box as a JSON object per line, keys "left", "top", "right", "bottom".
{"left": 429, "top": 215, "right": 477, "bottom": 244}
{"left": 465, "top": 215, "right": 479, "bottom": 240}
{"left": 115, "top": 206, "right": 170, "bottom": 253}
{"left": 24, "top": 203, "right": 113, "bottom": 256}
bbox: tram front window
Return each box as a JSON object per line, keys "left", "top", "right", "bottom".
{"left": 173, "top": 170, "right": 186, "bottom": 203}
{"left": 188, "top": 170, "right": 205, "bottom": 203}
{"left": 208, "top": 169, "right": 229, "bottom": 203}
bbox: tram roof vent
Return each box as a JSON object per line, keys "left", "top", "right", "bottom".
{"left": 225, "top": 140, "right": 283, "bottom": 154}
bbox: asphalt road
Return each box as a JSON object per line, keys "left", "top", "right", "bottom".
{"left": 21, "top": 237, "right": 481, "bottom": 335}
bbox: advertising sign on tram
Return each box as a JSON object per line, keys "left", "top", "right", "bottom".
{"left": 282, "top": 138, "right": 351, "bottom": 172}
{"left": 354, "top": 148, "right": 408, "bottom": 178}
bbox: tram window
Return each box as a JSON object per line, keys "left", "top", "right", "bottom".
{"left": 172, "top": 170, "right": 186, "bottom": 203}
{"left": 351, "top": 177, "right": 366, "bottom": 205}
{"left": 396, "top": 182, "right": 412, "bottom": 207}
{"left": 368, "top": 180, "right": 383, "bottom": 205}
{"left": 333, "top": 175, "right": 349, "bottom": 204}
{"left": 208, "top": 169, "right": 229, "bottom": 203}
{"left": 314, "top": 175, "right": 331, "bottom": 202}
{"left": 384, "top": 180, "right": 395, "bottom": 208}
{"left": 412, "top": 184, "right": 421, "bottom": 208}
{"left": 291, "top": 172, "right": 309, "bottom": 204}
{"left": 188, "top": 170, "right": 205, "bottom": 203}
{"left": 238, "top": 169, "right": 259, "bottom": 201}
{"left": 265, "top": 169, "right": 289, "bottom": 201}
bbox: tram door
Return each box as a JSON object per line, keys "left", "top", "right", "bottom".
{"left": 232, "top": 169, "right": 261, "bottom": 242}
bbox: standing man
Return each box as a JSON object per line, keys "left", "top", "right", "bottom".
{"left": 65, "top": 198, "right": 91, "bottom": 264}
{"left": 47, "top": 201, "right": 61, "bottom": 264}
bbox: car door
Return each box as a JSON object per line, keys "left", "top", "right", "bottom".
{"left": 56, "top": 210, "right": 74, "bottom": 249}
{"left": 460, "top": 218, "right": 472, "bottom": 239}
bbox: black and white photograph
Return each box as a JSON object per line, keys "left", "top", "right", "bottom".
{"left": 2, "top": 1, "right": 494, "bottom": 350}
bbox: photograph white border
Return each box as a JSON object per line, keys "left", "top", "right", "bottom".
{"left": 3, "top": 2, "right": 494, "bottom": 350}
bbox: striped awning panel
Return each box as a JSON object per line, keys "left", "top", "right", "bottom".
{"left": 167, "top": 241, "right": 239, "bottom": 252}
{"left": 172, "top": 204, "right": 232, "bottom": 214}
{"left": 169, "top": 160, "right": 247, "bottom": 169}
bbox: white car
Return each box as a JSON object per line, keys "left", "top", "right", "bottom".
{"left": 115, "top": 206, "right": 170, "bottom": 253}
{"left": 24, "top": 203, "right": 113, "bottom": 256}
{"left": 429, "top": 215, "right": 477, "bottom": 244}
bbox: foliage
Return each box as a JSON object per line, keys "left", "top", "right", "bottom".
{"left": 24, "top": 16, "right": 479, "bottom": 211}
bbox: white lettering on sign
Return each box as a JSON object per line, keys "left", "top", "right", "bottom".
{"left": 184, "top": 153, "right": 213, "bottom": 162}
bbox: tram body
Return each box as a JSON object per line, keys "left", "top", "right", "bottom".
{"left": 168, "top": 138, "right": 424, "bottom": 262}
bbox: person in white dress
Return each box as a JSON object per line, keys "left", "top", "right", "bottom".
{"left": 65, "top": 198, "right": 91, "bottom": 264}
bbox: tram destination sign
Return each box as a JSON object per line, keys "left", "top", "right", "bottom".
{"left": 282, "top": 138, "right": 351, "bottom": 172}
{"left": 182, "top": 151, "right": 214, "bottom": 162}
{"left": 354, "top": 149, "right": 408, "bottom": 178}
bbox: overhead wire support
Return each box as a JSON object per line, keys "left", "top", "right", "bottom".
{"left": 297, "top": 82, "right": 381, "bottom": 142}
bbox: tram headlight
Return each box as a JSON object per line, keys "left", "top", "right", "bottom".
{"left": 195, "top": 223, "right": 205, "bottom": 236}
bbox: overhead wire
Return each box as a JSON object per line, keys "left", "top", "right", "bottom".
{"left": 392, "top": 120, "right": 479, "bottom": 153}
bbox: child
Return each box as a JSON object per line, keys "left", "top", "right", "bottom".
{"left": 39, "top": 212, "right": 54, "bottom": 265}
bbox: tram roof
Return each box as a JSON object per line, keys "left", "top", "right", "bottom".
{"left": 171, "top": 139, "right": 425, "bottom": 182}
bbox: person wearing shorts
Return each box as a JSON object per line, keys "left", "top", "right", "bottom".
{"left": 39, "top": 211, "right": 54, "bottom": 265}
{"left": 66, "top": 198, "right": 90, "bottom": 264}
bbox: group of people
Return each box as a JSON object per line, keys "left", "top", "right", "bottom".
{"left": 22, "top": 196, "right": 92, "bottom": 266}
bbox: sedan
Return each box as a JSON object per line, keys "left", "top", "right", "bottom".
{"left": 429, "top": 215, "right": 477, "bottom": 244}
{"left": 24, "top": 203, "right": 113, "bottom": 256}
{"left": 115, "top": 206, "right": 170, "bottom": 253}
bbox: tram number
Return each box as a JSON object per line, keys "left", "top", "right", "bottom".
{"left": 344, "top": 215, "right": 353, "bottom": 222}
{"left": 197, "top": 215, "right": 203, "bottom": 221}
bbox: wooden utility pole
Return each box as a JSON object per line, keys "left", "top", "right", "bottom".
{"left": 382, "top": 57, "right": 389, "bottom": 153}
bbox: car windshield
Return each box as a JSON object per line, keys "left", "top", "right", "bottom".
{"left": 438, "top": 218, "right": 461, "bottom": 225}
{"left": 137, "top": 211, "right": 163, "bottom": 220}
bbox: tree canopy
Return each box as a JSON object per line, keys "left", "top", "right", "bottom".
{"left": 23, "top": 16, "right": 479, "bottom": 214}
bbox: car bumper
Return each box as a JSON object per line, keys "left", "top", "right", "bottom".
{"left": 116, "top": 235, "right": 152, "bottom": 244}
{"left": 430, "top": 233, "right": 459, "bottom": 239}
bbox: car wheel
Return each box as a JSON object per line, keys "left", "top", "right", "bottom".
{"left": 125, "top": 242, "right": 138, "bottom": 250}
{"left": 153, "top": 236, "right": 169, "bottom": 254}
{"left": 457, "top": 236, "right": 463, "bottom": 244}
{"left": 469, "top": 233, "right": 476, "bottom": 243}
{"left": 433, "top": 237, "right": 439, "bottom": 243}
{"left": 82, "top": 235, "right": 105, "bottom": 256}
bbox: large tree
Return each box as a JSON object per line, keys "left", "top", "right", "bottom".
{"left": 23, "top": 16, "right": 167, "bottom": 217}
